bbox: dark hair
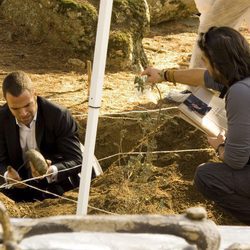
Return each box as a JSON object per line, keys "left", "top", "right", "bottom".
{"left": 198, "top": 26, "right": 250, "bottom": 86}
{"left": 2, "top": 71, "right": 33, "bottom": 98}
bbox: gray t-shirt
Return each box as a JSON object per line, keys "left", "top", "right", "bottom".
{"left": 204, "top": 70, "right": 250, "bottom": 169}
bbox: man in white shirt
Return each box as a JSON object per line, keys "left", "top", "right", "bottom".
{"left": 0, "top": 71, "right": 82, "bottom": 201}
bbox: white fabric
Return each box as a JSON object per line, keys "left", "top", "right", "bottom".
{"left": 46, "top": 165, "right": 58, "bottom": 183}
{"left": 18, "top": 227, "right": 250, "bottom": 250}
{"left": 80, "top": 143, "right": 103, "bottom": 176}
{"left": 190, "top": 0, "right": 250, "bottom": 68}
{"left": 15, "top": 111, "right": 59, "bottom": 184}
{"left": 19, "top": 232, "right": 192, "bottom": 250}
{"left": 194, "top": 0, "right": 214, "bottom": 13}
{"left": 16, "top": 112, "right": 38, "bottom": 157}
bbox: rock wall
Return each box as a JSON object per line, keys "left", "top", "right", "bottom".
{"left": 0, "top": 0, "right": 197, "bottom": 71}
{"left": 147, "top": 0, "right": 197, "bottom": 25}
{"left": 109, "top": 0, "right": 150, "bottom": 71}
{"left": 0, "top": 0, "right": 150, "bottom": 71}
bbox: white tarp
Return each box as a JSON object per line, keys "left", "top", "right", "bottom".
{"left": 18, "top": 226, "right": 250, "bottom": 250}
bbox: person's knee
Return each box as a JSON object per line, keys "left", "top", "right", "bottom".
{"left": 194, "top": 162, "right": 213, "bottom": 192}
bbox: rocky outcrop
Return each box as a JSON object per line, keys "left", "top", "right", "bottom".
{"left": 108, "top": 0, "right": 150, "bottom": 71}
{"left": 147, "top": 0, "right": 197, "bottom": 25}
{"left": 0, "top": 0, "right": 150, "bottom": 71}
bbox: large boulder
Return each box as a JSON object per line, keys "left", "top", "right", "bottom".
{"left": 0, "top": 0, "right": 150, "bottom": 71}
{"left": 147, "top": 0, "right": 197, "bottom": 25}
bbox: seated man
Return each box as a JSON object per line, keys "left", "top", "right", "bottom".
{"left": 0, "top": 71, "right": 83, "bottom": 202}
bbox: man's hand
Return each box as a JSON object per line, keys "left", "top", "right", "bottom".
{"left": 6, "top": 166, "right": 26, "bottom": 188}
{"left": 207, "top": 131, "right": 226, "bottom": 150}
{"left": 141, "top": 67, "right": 163, "bottom": 84}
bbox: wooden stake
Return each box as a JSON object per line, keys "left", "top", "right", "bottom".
{"left": 87, "top": 60, "right": 92, "bottom": 97}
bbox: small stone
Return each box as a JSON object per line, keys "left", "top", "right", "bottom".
{"left": 185, "top": 207, "right": 207, "bottom": 220}
{"left": 67, "top": 58, "right": 85, "bottom": 67}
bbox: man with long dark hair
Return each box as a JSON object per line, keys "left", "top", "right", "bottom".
{"left": 142, "top": 26, "right": 250, "bottom": 224}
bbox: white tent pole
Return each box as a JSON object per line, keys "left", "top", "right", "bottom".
{"left": 76, "top": 0, "right": 114, "bottom": 215}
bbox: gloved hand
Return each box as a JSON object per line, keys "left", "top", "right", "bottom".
{"left": 45, "top": 161, "right": 59, "bottom": 183}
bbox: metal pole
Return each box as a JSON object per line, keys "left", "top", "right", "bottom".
{"left": 77, "top": 0, "right": 114, "bottom": 215}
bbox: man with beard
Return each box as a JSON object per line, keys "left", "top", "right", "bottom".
{"left": 142, "top": 26, "right": 250, "bottom": 225}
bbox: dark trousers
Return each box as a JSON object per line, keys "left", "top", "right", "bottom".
{"left": 1, "top": 177, "right": 77, "bottom": 202}
{"left": 194, "top": 162, "right": 250, "bottom": 225}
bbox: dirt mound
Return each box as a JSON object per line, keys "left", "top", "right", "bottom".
{"left": 8, "top": 116, "right": 241, "bottom": 226}
{"left": 0, "top": 193, "right": 20, "bottom": 217}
